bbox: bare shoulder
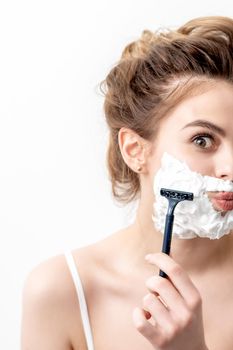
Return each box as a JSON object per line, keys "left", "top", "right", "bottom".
{"left": 23, "top": 253, "right": 73, "bottom": 302}
{"left": 20, "top": 228, "right": 130, "bottom": 350}
{"left": 21, "top": 252, "right": 88, "bottom": 350}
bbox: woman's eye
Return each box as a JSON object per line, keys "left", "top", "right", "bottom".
{"left": 192, "top": 135, "right": 214, "bottom": 149}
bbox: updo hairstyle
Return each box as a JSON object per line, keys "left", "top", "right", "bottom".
{"left": 100, "top": 16, "right": 233, "bottom": 203}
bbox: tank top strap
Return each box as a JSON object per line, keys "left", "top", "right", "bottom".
{"left": 64, "top": 250, "right": 95, "bottom": 350}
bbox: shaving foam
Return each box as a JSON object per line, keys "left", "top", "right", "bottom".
{"left": 152, "top": 153, "right": 233, "bottom": 239}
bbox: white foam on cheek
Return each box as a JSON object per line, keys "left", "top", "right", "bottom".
{"left": 152, "top": 153, "right": 233, "bottom": 239}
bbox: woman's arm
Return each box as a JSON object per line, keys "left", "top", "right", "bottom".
{"left": 20, "top": 255, "right": 85, "bottom": 350}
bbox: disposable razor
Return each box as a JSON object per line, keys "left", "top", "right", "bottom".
{"left": 159, "top": 188, "right": 194, "bottom": 278}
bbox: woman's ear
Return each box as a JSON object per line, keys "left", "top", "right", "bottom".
{"left": 118, "top": 127, "right": 151, "bottom": 173}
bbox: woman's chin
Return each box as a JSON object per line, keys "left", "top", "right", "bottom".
{"left": 210, "top": 202, "right": 228, "bottom": 216}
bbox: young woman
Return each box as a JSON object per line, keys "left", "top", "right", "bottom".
{"left": 21, "top": 16, "right": 233, "bottom": 350}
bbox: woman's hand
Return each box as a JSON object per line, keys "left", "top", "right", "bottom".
{"left": 132, "top": 253, "right": 208, "bottom": 350}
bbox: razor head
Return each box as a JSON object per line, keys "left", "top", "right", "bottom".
{"left": 160, "top": 188, "right": 193, "bottom": 201}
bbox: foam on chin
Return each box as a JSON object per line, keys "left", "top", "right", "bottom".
{"left": 152, "top": 153, "right": 233, "bottom": 239}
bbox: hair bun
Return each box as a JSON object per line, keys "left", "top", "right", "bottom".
{"left": 121, "top": 30, "right": 158, "bottom": 59}
{"left": 177, "top": 16, "right": 233, "bottom": 45}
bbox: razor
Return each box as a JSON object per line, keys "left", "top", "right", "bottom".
{"left": 159, "top": 188, "right": 194, "bottom": 278}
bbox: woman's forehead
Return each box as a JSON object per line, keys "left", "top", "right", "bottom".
{"left": 161, "top": 82, "right": 233, "bottom": 130}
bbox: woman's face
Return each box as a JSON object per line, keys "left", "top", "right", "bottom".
{"left": 148, "top": 80, "right": 233, "bottom": 211}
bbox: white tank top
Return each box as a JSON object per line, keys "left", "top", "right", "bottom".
{"left": 64, "top": 251, "right": 95, "bottom": 350}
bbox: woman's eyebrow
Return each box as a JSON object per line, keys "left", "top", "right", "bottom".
{"left": 181, "top": 119, "right": 225, "bottom": 136}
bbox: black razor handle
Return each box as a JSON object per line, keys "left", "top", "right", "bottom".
{"left": 159, "top": 188, "right": 193, "bottom": 278}
{"left": 159, "top": 213, "right": 174, "bottom": 278}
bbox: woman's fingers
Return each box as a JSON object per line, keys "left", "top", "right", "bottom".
{"left": 145, "top": 253, "right": 202, "bottom": 311}
{"left": 132, "top": 253, "right": 206, "bottom": 349}
{"left": 142, "top": 292, "right": 176, "bottom": 335}
{"left": 145, "top": 275, "right": 191, "bottom": 325}
{"left": 132, "top": 307, "right": 164, "bottom": 345}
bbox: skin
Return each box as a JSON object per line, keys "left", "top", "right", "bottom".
{"left": 119, "top": 81, "right": 233, "bottom": 350}
{"left": 21, "top": 80, "right": 233, "bottom": 350}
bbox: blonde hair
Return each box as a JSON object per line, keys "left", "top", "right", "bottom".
{"left": 100, "top": 16, "right": 233, "bottom": 203}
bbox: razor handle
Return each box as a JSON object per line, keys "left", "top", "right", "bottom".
{"left": 159, "top": 213, "right": 174, "bottom": 278}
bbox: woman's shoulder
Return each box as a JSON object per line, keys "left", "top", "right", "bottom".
{"left": 23, "top": 231, "right": 119, "bottom": 301}
{"left": 21, "top": 230, "right": 126, "bottom": 349}
{"left": 21, "top": 250, "right": 92, "bottom": 349}
{"left": 23, "top": 252, "right": 74, "bottom": 304}
{"left": 23, "top": 226, "right": 123, "bottom": 294}
{"left": 22, "top": 230, "right": 121, "bottom": 307}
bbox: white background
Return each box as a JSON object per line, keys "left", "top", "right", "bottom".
{"left": 0, "top": 0, "right": 233, "bottom": 348}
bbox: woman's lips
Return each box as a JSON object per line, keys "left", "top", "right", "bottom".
{"left": 209, "top": 192, "right": 233, "bottom": 211}
{"left": 211, "top": 192, "right": 233, "bottom": 200}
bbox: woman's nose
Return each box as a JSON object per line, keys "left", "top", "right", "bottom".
{"left": 214, "top": 148, "right": 233, "bottom": 180}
